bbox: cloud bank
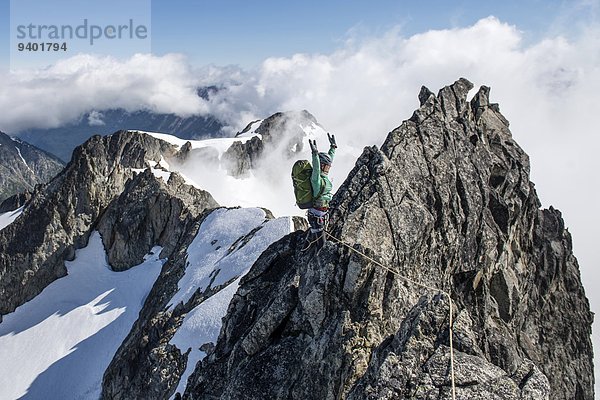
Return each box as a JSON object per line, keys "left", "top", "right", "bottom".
{"left": 1, "top": 53, "right": 207, "bottom": 131}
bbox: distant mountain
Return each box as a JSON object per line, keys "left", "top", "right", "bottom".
{"left": 0, "top": 131, "right": 64, "bottom": 204}
{"left": 17, "top": 109, "right": 223, "bottom": 162}
{"left": 137, "top": 109, "right": 329, "bottom": 215}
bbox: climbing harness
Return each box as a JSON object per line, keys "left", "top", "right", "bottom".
{"left": 323, "top": 230, "right": 457, "bottom": 400}
{"left": 302, "top": 209, "right": 329, "bottom": 252}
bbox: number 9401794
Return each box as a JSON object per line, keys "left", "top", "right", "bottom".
{"left": 17, "top": 42, "right": 67, "bottom": 51}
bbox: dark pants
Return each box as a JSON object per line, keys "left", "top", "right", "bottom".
{"left": 307, "top": 208, "right": 329, "bottom": 249}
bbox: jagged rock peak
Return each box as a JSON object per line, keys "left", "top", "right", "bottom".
{"left": 0, "top": 129, "right": 216, "bottom": 318}
{"left": 97, "top": 168, "right": 218, "bottom": 271}
{"left": 224, "top": 110, "right": 324, "bottom": 177}
{"left": 256, "top": 109, "right": 318, "bottom": 134}
{"left": 183, "top": 79, "right": 593, "bottom": 399}
{"left": 237, "top": 109, "right": 319, "bottom": 137}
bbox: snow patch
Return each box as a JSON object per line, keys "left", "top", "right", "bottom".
{"left": 131, "top": 159, "right": 173, "bottom": 182}
{"left": 169, "top": 208, "right": 275, "bottom": 308}
{"left": 167, "top": 208, "right": 293, "bottom": 397}
{"left": 134, "top": 130, "right": 188, "bottom": 148}
{"left": 302, "top": 121, "right": 327, "bottom": 139}
{"left": 168, "top": 278, "right": 241, "bottom": 399}
{"left": 237, "top": 119, "right": 263, "bottom": 138}
{"left": 151, "top": 169, "right": 172, "bottom": 181}
{"left": 0, "top": 231, "right": 164, "bottom": 400}
{"left": 15, "top": 146, "right": 35, "bottom": 176}
{"left": 157, "top": 155, "right": 171, "bottom": 170}
{"left": 0, "top": 206, "right": 24, "bottom": 231}
{"left": 138, "top": 130, "right": 259, "bottom": 157}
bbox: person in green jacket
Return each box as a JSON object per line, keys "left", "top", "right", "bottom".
{"left": 307, "top": 133, "right": 337, "bottom": 249}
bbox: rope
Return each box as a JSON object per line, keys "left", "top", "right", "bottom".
{"left": 448, "top": 280, "right": 456, "bottom": 400}
{"left": 301, "top": 231, "right": 325, "bottom": 252}
{"left": 323, "top": 231, "right": 457, "bottom": 400}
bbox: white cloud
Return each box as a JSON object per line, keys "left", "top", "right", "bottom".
{"left": 0, "top": 53, "right": 208, "bottom": 132}
{"left": 87, "top": 110, "right": 105, "bottom": 126}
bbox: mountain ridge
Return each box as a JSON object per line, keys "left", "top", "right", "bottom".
{"left": 16, "top": 108, "right": 223, "bottom": 162}
{"left": 180, "top": 78, "right": 593, "bottom": 399}
{"left": 0, "top": 130, "right": 216, "bottom": 320}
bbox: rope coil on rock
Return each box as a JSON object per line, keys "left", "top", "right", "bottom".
{"left": 323, "top": 231, "right": 458, "bottom": 400}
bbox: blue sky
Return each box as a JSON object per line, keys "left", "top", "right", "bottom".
{"left": 149, "top": 0, "right": 568, "bottom": 66}
{"left": 0, "top": 0, "right": 594, "bottom": 69}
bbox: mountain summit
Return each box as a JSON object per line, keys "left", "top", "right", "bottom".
{"left": 178, "top": 79, "right": 593, "bottom": 399}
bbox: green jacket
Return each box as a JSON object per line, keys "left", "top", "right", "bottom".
{"left": 311, "top": 146, "right": 336, "bottom": 208}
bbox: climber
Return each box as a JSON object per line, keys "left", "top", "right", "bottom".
{"left": 306, "top": 133, "right": 337, "bottom": 250}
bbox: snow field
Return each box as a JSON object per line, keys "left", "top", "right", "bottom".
{"left": 0, "top": 232, "right": 164, "bottom": 400}
{"left": 167, "top": 208, "right": 294, "bottom": 397}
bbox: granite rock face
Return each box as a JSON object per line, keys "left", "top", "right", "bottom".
{"left": 0, "top": 131, "right": 64, "bottom": 203}
{"left": 97, "top": 169, "right": 218, "bottom": 271}
{"left": 0, "top": 130, "right": 216, "bottom": 318}
{"left": 182, "top": 79, "right": 593, "bottom": 399}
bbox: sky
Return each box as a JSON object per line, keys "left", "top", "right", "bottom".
{"left": 147, "top": 0, "right": 589, "bottom": 66}
{"left": 0, "top": 0, "right": 598, "bottom": 393}
{"left": 0, "top": 0, "right": 597, "bottom": 69}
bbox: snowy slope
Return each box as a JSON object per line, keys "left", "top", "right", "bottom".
{"left": 140, "top": 130, "right": 259, "bottom": 157}
{"left": 236, "top": 119, "right": 263, "bottom": 138}
{"left": 0, "top": 232, "right": 164, "bottom": 400}
{"left": 169, "top": 279, "right": 240, "bottom": 399}
{"left": 168, "top": 208, "right": 294, "bottom": 397}
{"left": 0, "top": 206, "right": 24, "bottom": 231}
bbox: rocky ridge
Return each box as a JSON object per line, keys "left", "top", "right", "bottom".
{"left": 100, "top": 209, "right": 307, "bottom": 400}
{"left": 180, "top": 79, "right": 593, "bottom": 399}
{"left": 0, "top": 131, "right": 217, "bottom": 320}
{"left": 18, "top": 104, "right": 223, "bottom": 163}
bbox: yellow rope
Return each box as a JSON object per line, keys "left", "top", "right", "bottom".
{"left": 323, "top": 231, "right": 457, "bottom": 400}
{"left": 301, "top": 231, "right": 325, "bottom": 252}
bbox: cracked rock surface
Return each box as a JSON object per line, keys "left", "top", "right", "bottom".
{"left": 182, "top": 79, "right": 593, "bottom": 400}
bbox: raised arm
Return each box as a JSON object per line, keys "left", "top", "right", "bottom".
{"left": 309, "top": 139, "right": 322, "bottom": 197}
{"left": 327, "top": 133, "right": 337, "bottom": 160}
